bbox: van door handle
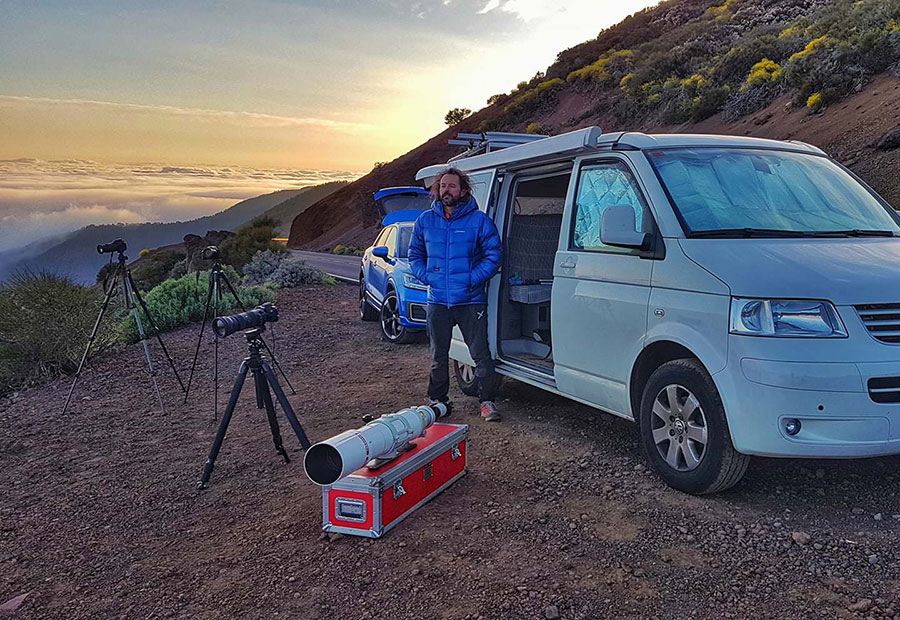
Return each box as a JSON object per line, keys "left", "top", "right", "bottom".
{"left": 559, "top": 256, "right": 576, "bottom": 269}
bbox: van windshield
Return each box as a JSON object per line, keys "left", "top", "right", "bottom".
{"left": 647, "top": 148, "right": 900, "bottom": 237}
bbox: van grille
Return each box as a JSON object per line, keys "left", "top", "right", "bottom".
{"left": 868, "top": 377, "right": 900, "bottom": 403}
{"left": 855, "top": 304, "right": 900, "bottom": 343}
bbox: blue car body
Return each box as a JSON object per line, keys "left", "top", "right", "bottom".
{"left": 360, "top": 187, "right": 432, "bottom": 342}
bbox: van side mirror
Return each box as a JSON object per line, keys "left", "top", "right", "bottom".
{"left": 600, "top": 205, "right": 651, "bottom": 251}
{"left": 372, "top": 246, "right": 389, "bottom": 258}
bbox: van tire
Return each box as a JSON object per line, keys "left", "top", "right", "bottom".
{"left": 453, "top": 361, "right": 480, "bottom": 397}
{"left": 638, "top": 359, "right": 749, "bottom": 495}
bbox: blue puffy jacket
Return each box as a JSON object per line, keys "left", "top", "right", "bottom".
{"left": 408, "top": 196, "right": 502, "bottom": 306}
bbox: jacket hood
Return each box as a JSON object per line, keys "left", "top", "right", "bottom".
{"left": 679, "top": 237, "right": 900, "bottom": 305}
{"left": 430, "top": 196, "right": 478, "bottom": 219}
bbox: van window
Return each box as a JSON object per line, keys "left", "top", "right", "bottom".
{"left": 572, "top": 162, "right": 649, "bottom": 253}
{"left": 647, "top": 148, "right": 900, "bottom": 235}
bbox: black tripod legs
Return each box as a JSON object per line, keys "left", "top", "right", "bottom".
{"left": 263, "top": 361, "right": 311, "bottom": 449}
{"left": 198, "top": 360, "right": 250, "bottom": 488}
{"left": 259, "top": 371, "right": 290, "bottom": 463}
{"left": 128, "top": 272, "right": 186, "bottom": 393}
{"left": 184, "top": 273, "right": 215, "bottom": 404}
{"left": 62, "top": 262, "right": 122, "bottom": 415}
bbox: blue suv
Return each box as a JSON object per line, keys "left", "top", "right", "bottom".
{"left": 359, "top": 187, "right": 431, "bottom": 343}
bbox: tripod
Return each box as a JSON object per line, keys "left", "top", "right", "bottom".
{"left": 198, "top": 326, "right": 310, "bottom": 488}
{"left": 183, "top": 261, "right": 295, "bottom": 419}
{"left": 62, "top": 250, "right": 186, "bottom": 415}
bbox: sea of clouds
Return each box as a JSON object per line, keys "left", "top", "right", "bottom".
{"left": 0, "top": 158, "right": 360, "bottom": 254}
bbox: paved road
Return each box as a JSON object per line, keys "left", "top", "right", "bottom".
{"left": 290, "top": 250, "right": 361, "bottom": 283}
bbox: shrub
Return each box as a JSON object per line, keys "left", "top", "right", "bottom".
{"left": 503, "top": 78, "right": 565, "bottom": 115}
{"left": 220, "top": 215, "right": 285, "bottom": 272}
{"left": 242, "top": 250, "right": 335, "bottom": 288}
{"left": 525, "top": 122, "right": 543, "bottom": 134}
{"left": 744, "top": 58, "right": 784, "bottom": 88}
{"left": 806, "top": 91, "right": 824, "bottom": 112}
{"left": 0, "top": 271, "right": 118, "bottom": 393}
{"left": 333, "top": 245, "right": 363, "bottom": 256}
{"left": 130, "top": 249, "right": 183, "bottom": 291}
{"left": 139, "top": 249, "right": 150, "bottom": 258}
{"left": 118, "top": 269, "right": 275, "bottom": 343}
{"left": 722, "top": 83, "right": 783, "bottom": 121}
{"left": 444, "top": 108, "right": 472, "bottom": 126}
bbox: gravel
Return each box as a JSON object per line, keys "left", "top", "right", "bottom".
{"left": 1, "top": 284, "right": 899, "bottom": 619}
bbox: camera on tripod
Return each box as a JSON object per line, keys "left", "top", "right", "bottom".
{"left": 213, "top": 302, "right": 278, "bottom": 338}
{"left": 97, "top": 238, "right": 127, "bottom": 255}
{"left": 201, "top": 245, "right": 221, "bottom": 261}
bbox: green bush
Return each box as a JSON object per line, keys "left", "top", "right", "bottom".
{"left": 220, "top": 216, "right": 285, "bottom": 272}
{"left": 242, "top": 249, "right": 336, "bottom": 287}
{"left": 118, "top": 269, "right": 275, "bottom": 343}
{"left": 0, "top": 271, "right": 118, "bottom": 393}
{"left": 332, "top": 245, "right": 363, "bottom": 256}
{"left": 130, "top": 249, "right": 183, "bottom": 291}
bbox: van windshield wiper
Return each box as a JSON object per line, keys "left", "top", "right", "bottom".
{"left": 688, "top": 228, "right": 809, "bottom": 238}
{"left": 806, "top": 229, "right": 896, "bottom": 238}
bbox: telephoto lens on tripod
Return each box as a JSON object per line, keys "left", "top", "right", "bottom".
{"left": 97, "top": 238, "right": 127, "bottom": 254}
{"left": 213, "top": 302, "right": 279, "bottom": 338}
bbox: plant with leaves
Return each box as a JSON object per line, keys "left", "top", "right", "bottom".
{"left": 444, "top": 108, "right": 472, "bottom": 126}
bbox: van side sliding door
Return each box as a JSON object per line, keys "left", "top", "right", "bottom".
{"left": 552, "top": 154, "right": 655, "bottom": 419}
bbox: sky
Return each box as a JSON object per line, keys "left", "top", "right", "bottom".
{"left": 0, "top": 0, "right": 659, "bottom": 252}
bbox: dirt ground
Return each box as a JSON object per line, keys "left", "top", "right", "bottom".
{"left": 2, "top": 284, "right": 900, "bottom": 619}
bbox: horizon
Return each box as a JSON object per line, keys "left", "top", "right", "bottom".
{"left": 0, "top": 1, "right": 659, "bottom": 252}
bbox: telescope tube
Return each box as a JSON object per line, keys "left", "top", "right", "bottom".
{"left": 304, "top": 403, "right": 447, "bottom": 485}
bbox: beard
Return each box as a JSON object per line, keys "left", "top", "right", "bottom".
{"left": 441, "top": 192, "right": 460, "bottom": 207}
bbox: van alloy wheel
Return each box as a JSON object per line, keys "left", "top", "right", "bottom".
{"left": 651, "top": 384, "right": 708, "bottom": 471}
{"left": 639, "top": 359, "right": 749, "bottom": 495}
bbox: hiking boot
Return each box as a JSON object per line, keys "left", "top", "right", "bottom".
{"left": 479, "top": 400, "right": 501, "bottom": 422}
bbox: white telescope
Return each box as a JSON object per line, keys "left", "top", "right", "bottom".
{"left": 304, "top": 402, "right": 448, "bottom": 486}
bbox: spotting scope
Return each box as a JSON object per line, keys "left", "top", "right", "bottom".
{"left": 304, "top": 402, "right": 449, "bottom": 485}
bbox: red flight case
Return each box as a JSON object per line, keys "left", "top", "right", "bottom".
{"left": 321, "top": 423, "right": 468, "bottom": 538}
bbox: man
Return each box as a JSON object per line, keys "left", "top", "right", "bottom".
{"left": 408, "top": 167, "right": 503, "bottom": 421}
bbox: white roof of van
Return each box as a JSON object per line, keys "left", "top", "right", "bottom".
{"left": 415, "top": 127, "right": 826, "bottom": 181}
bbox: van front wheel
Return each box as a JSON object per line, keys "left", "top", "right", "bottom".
{"left": 639, "top": 359, "right": 749, "bottom": 495}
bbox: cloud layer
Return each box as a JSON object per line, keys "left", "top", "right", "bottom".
{"left": 0, "top": 159, "right": 360, "bottom": 253}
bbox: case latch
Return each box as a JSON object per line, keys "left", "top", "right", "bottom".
{"left": 451, "top": 443, "right": 461, "bottom": 460}
{"left": 393, "top": 480, "right": 406, "bottom": 500}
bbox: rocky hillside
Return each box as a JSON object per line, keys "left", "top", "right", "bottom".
{"left": 289, "top": 0, "right": 900, "bottom": 250}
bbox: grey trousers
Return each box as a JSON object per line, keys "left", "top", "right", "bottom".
{"left": 426, "top": 303, "right": 500, "bottom": 403}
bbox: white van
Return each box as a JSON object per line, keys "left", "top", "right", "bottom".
{"left": 415, "top": 127, "right": 900, "bottom": 494}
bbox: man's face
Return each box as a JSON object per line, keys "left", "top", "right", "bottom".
{"left": 439, "top": 174, "right": 463, "bottom": 207}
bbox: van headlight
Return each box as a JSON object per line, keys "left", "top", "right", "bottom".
{"left": 402, "top": 273, "right": 427, "bottom": 290}
{"left": 730, "top": 298, "right": 847, "bottom": 337}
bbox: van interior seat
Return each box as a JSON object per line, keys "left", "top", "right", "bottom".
{"left": 507, "top": 213, "right": 562, "bottom": 282}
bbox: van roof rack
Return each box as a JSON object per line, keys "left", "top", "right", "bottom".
{"left": 447, "top": 131, "right": 549, "bottom": 162}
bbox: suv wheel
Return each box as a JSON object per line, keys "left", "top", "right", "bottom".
{"left": 359, "top": 276, "right": 378, "bottom": 321}
{"left": 639, "top": 359, "right": 749, "bottom": 495}
{"left": 380, "top": 290, "right": 414, "bottom": 344}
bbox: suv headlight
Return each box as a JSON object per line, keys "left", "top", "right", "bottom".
{"left": 730, "top": 298, "right": 847, "bottom": 337}
{"left": 402, "top": 273, "right": 427, "bottom": 290}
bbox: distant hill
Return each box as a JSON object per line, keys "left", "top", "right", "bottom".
{"left": 262, "top": 181, "right": 348, "bottom": 236}
{"left": 3, "top": 183, "right": 343, "bottom": 283}
{"left": 289, "top": 0, "right": 900, "bottom": 250}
